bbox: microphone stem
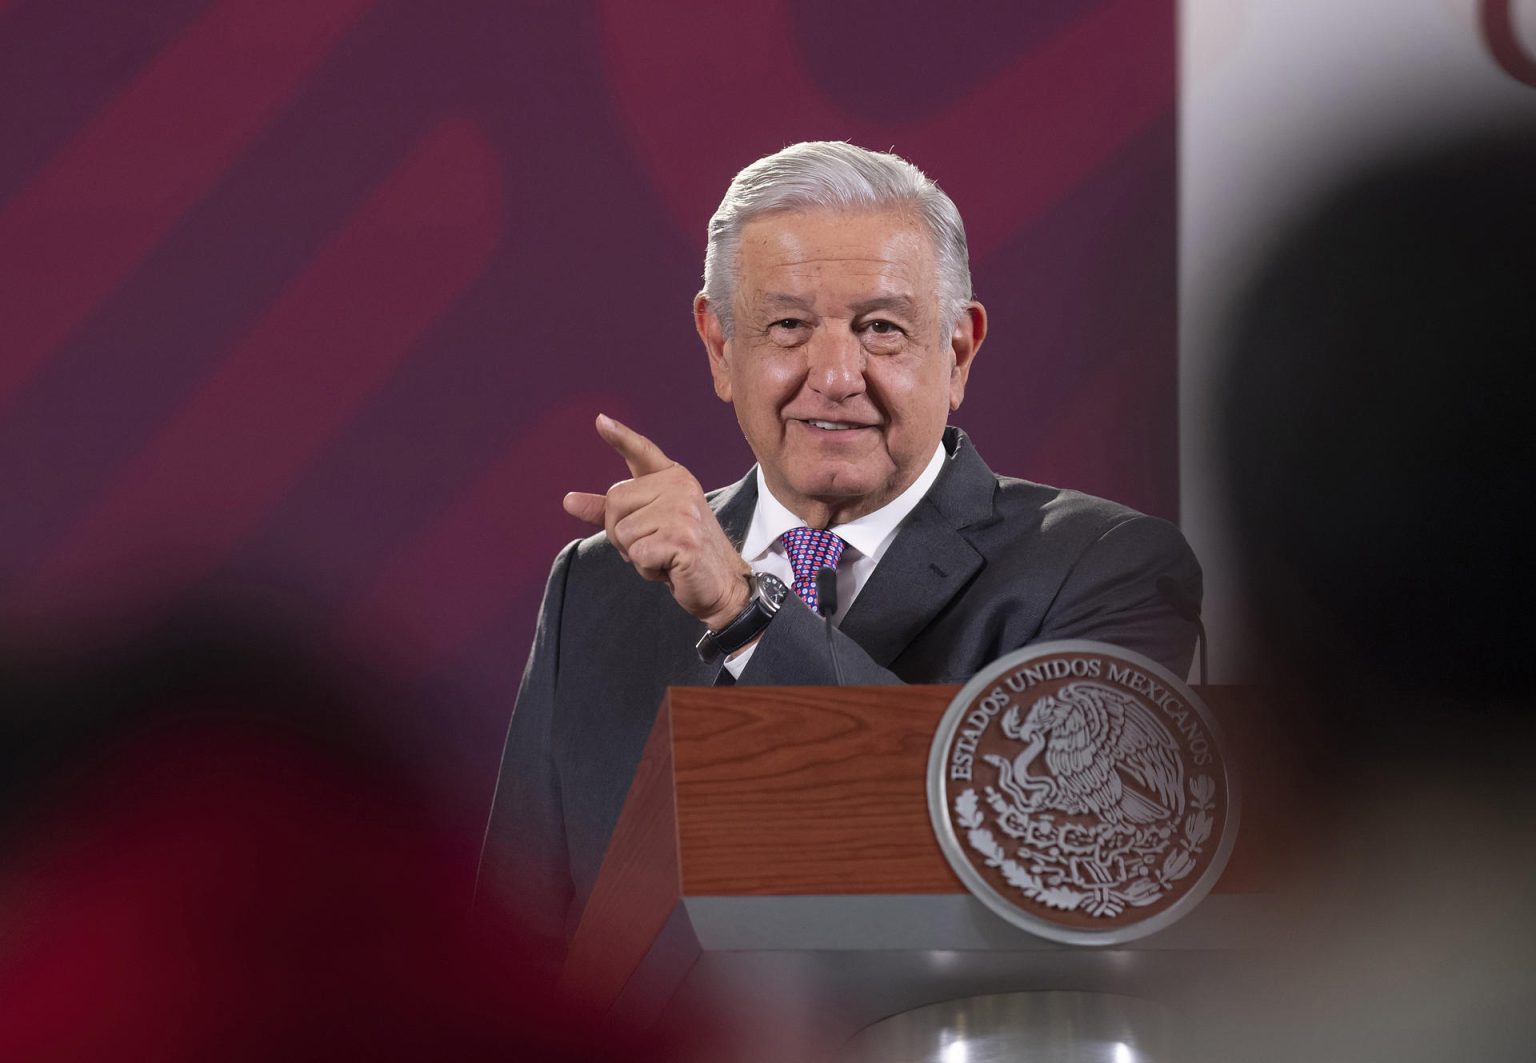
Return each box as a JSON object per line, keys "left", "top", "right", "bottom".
{"left": 815, "top": 565, "right": 845, "bottom": 685}
{"left": 826, "top": 611, "right": 845, "bottom": 686}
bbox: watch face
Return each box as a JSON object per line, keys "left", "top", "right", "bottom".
{"left": 756, "top": 573, "right": 790, "bottom": 610}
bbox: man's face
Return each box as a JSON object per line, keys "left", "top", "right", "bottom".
{"left": 696, "top": 208, "right": 985, "bottom": 526}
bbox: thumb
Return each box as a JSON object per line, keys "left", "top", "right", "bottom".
{"left": 562, "top": 491, "right": 606, "bottom": 526}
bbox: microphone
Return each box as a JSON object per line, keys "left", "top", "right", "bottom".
{"left": 815, "top": 566, "right": 845, "bottom": 686}
{"left": 1157, "top": 576, "right": 1208, "bottom": 688}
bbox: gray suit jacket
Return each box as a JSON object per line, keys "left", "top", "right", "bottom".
{"left": 479, "top": 428, "right": 1201, "bottom": 951}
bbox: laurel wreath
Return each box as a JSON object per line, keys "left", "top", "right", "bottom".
{"left": 956, "top": 774, "right": 1217, "bottom": 918}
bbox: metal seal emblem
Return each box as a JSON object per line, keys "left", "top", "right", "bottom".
{"left": 928, "top": 640, "right": 1239, "bottom": 945}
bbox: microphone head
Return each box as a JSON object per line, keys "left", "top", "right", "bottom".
{"left": 814, "top": 566, "right": 839, "bottom": 618}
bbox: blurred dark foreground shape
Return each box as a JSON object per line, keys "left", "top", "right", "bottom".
{"left": 1203, "top": 125, "right": 1536, "bottom": 1061}
{"left": 1219, "top": 126, "right": 1536, "bottom": 717}
{"left": 0, "top": 607, "right": 693, "bottom": 1061}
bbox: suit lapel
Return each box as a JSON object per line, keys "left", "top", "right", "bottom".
{"left": 710, "top": 469, "right": 759, "bottom": 546}
{"left": 840, "top": 429, "right": 996, "bottom": 668}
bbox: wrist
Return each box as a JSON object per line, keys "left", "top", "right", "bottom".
{"left": 703, "top": 571, "right": 753, "bottom": 632}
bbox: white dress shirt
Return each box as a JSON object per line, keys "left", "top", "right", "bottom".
{"left": 722, "top": 442, "right": 948, "bottom": 678}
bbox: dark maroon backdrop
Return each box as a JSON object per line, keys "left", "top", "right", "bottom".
{"left": 0, "top": 0, "right": 1176, "bottom": 825}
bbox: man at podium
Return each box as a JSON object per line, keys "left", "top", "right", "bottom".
{"left": 480, "top": 142, "right": 1201, "bottom": 956}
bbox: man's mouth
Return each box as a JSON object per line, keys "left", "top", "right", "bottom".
{"left": 800, "top": 419, "right": 873, "bottom": 432}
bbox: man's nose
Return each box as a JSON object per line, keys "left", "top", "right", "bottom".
{"left": 805, "top": 330, "right": 866, "bottom": 402}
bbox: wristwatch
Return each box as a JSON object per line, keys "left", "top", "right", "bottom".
{"left": 695, "top": 572, "right": 790, "bottom": 662}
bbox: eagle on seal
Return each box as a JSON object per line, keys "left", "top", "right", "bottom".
{"left": 984, "top": 681, "right": 1184, "bottom": 828}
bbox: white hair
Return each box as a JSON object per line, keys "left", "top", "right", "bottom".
{"left": 702, "top": 141, "right": 973, "bottom": 339}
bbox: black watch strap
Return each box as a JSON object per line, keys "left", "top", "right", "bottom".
{"left": 695, "top": 573, "right": 789, "bottom": 662}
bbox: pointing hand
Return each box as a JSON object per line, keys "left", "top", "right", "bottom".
{"left": 564, "top": 415, "right": 750, "bottom": 630}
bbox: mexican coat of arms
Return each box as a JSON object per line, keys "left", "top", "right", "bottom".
{"left": 928, "top": 640, "right": 1238, "bottom": 945}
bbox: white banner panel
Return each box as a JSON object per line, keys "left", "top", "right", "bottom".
{"left": 1178, "top": 0, "right": 1536, "bottom": 679}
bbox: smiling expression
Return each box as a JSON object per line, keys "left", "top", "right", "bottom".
{"left": 696, "top": 208, "right": 985, "bottom": 527}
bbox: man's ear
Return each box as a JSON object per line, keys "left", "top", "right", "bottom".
{"left": 695, "top": 293, "right": 733, "bottom": 403}
{"left": 948, "top": 301, "right": 988, "bottom": 411}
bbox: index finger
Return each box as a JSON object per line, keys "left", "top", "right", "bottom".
{"left": 596, "top": 413, "right": 675, "bottom": 478}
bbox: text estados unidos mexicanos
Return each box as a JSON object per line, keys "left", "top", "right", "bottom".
{"left": 948, "top": 657, "right": 1212, "bottom": 781}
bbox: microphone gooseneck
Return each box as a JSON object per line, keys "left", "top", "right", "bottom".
{"left": 815, "top": 566, "right": 845, "bottom": 686}
{"left": 1156, "top": 576, "right": 1208, "bottom": 688}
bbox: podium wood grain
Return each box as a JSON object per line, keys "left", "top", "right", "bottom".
{"left": 671, "top": 685, "right": 963, "bottom": 894}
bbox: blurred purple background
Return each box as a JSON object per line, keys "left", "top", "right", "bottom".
{"left": 0, "top": 0, "right": 1175, "bottom": 825}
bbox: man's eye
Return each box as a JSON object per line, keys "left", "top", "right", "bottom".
{"left": 863, "top": 320, "right": 903, "bottom": 335}
{"left": 766, "top": 318, "right": 811, "bottom": 346}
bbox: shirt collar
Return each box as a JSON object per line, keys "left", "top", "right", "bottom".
{"left": 741, "top": 441, "right": 949, "bottom": 562}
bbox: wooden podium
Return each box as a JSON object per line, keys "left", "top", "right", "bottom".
{"left": 560, "top": 685, "right": 1279, "bottom": 1056}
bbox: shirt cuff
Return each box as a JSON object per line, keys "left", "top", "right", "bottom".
{"left": 721, "top": 639, "right": 759, "bottom": 679}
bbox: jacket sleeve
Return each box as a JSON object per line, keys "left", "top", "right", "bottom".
{"left": 476, "top": 540, "right": 579, "bottom": 961}
{"left": 736, "top": 598, "right": 903, "bottom": 685}
{"left": 1036, "top": 515, "right": 1203, "bottom": 679}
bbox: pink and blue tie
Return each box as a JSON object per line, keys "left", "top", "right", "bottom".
{"left": 779, "top": 527, "right": 847, "bottom": 614}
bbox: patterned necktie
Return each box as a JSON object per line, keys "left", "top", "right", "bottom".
{"left": 779, "top": 527, "right": 847, "bottom": 614}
